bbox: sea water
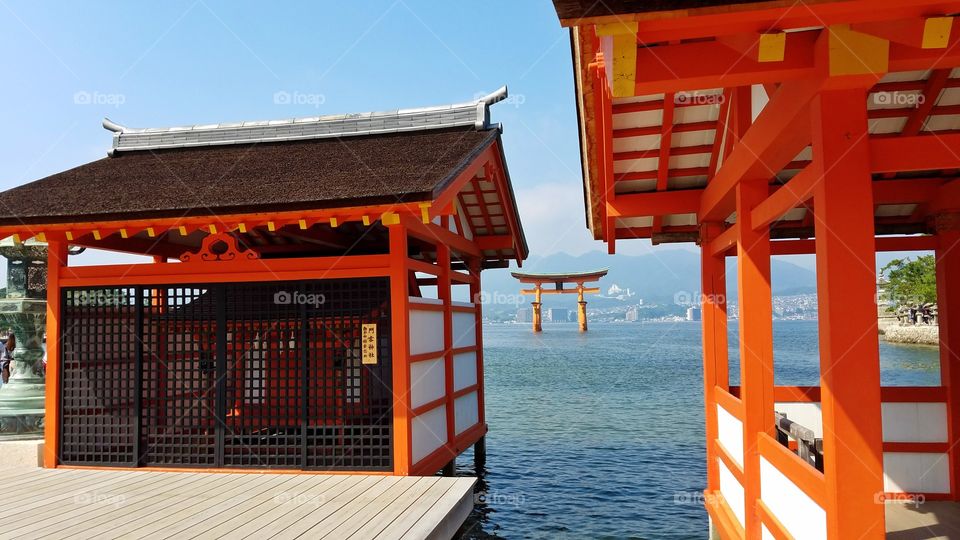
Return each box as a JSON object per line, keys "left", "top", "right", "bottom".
{"left": 457, "top": 320, "right": 940, "bottom": 539}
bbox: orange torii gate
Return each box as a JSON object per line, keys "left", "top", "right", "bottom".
{"left": 511, "top": 269, "right": 607, "bottom": 332}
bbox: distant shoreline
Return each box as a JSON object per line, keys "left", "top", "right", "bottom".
{"left": 878, "top": 317, "right": 939, "bottom": 346}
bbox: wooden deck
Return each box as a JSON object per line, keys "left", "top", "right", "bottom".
{"left": 0, "top": 468, "right": 475, "bottom": 540}
{"left": 886, "top": 501, "right": 960, "bottom": 540}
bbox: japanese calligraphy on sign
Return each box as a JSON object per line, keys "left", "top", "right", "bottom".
{"left": 361, "top": 323, "right": 378, "bottom": 365}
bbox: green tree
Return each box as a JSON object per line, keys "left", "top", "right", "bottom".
{"left": 880, "top": 256, "right": 937, "bottom": 307}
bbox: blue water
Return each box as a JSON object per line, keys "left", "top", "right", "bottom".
{"left": 457, "top": 320, "right": 940, "bottom": 539}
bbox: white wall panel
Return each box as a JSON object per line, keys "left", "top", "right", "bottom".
{"left": 717, "top": 404, "right": 744, "bottom": 467}
{"left": 409, "top": 309, "right": 444, "bottom": 355}
{"left": 718, "top": 459, "right": 745, "bottom": 529}
{"left": 775, "top": 402, "right": 823, "bottom": 438}
{"left": 454, "top": 391, "right": 480, "bottom": 435}
{"left": 883, "top": 452, "right": 951, "bottom": 493}
{"left": 453, "top": 352, "right": 477, "bottom": 391}
{"left": 882, "top": 403, "right": 948, "bottom": 443}
{"left": 412, "top": 405, "right": 447, "bottom": 463}
{"left": 410, "top": 358, "right": 445, "bottom": 409}
{"left": 452, "top": 311, "right": 477, "bottom": 348}
{"left": 760, "top": 457, "right": 827, "bottom": 540}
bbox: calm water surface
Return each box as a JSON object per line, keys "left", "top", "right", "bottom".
{"left": 458, "top": 320, "right": 940, "bottom": 539}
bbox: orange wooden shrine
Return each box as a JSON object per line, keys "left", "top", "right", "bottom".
{"left": 0, "top": 89, "right": 527, "bottom": 477}
{"left": 552, "top": 1, "right": 960, "bottom": 538}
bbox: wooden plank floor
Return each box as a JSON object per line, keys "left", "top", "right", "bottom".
{"left": 0, "top": 468, "right": 475, "bottom": 540}
{"left": 886, "top": 501, "right": 960, "bottom": 539}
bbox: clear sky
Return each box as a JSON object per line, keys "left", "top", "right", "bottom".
{"left": 0, "top": 0, "right": 672, "bottom": 263}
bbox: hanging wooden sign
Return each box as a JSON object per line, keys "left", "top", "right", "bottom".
{"left": 361, "top": 323, "right": 378, "bottom": 365}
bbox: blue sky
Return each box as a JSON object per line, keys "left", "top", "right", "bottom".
{"left": 0, "top": 0, "right": 668, "bottom": 262}
{"left": 0, "top": 1, "right": 924, "bottom": 275}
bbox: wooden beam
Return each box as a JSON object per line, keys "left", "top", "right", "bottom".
{"left": 700, "top": 78, "right": 820, "bottom": 221}
{"left": 751, "top": 165, "right": 818, "bottom": 230}
{"left": 871, "top": 134, "right": 960, "bottom": 173}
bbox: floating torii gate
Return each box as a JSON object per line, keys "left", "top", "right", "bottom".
{"left": 511, "top": 269, "right": 607, "bottom": 332}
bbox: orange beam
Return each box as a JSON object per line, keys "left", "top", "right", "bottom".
{"left": 871, "top": 134, "right": 960, "bottom": 173}
{"left": 734, "top": 175, "right": 775, "bottom": 539}
{"left": 769, "top": 235, "right": 939, "bottom": 255}
{"left": 628, "top": 23, "right": 960, "bottom": 95}
{"left": 750, "top": 165, "right": 819, "bottom": 230}
{"left": 701, "top": 223, "right": 730, "bottom": 495}
{"left": 812, "top": 89, "right": 885, "bottom": 538}
{"left": 601, "top": 1, "right": 960, "bottom": 43}
{"left": 699, "top": 77, "right": 820, "bottom": 221}
{"left": 607, "top": 189, "right": 702, "bottom": 217}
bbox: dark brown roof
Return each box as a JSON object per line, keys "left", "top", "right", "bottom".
{"left": 0, "top": 127, "right": 498, "bottom": 226}
{"left": 552, "top": 0, "right": 773, "bottom": 20}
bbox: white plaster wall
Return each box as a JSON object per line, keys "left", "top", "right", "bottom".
{"left": 775, "top": 402, "right": 823, "bottom": 438}
{"left": 882, "top": 403, "right": 948, "bottom": 443}
{"left": 454, "top": 391, "right": 480, "bottom": 435}
{"left": 409, "top": 308, "right": 444, "bottom": 356}
{"left": 410, "top": 358, "right": 445, "bottom": 409}
{"left": 718, "top": 458, "right": 745, "bottom": 529}
{"left": 717, "top": 404, "right": 744, "bottom": 468}
{"left": 760, "top": 457, "right": 827, "bottom": 540}
{"left": 452, "top": 311, "right": 477, "bottom": 348}
{"left": 883, "top": 452, "right": 951, "bottom": 493}
{"left": 412, "top": 405, "right": 447, "bottom": 463}
{"left": 453, "top": 351, "right": 477, "bottom": 391}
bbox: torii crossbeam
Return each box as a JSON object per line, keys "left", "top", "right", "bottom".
{"left": 511, "top": 269, "right": 608, "bottom": 332}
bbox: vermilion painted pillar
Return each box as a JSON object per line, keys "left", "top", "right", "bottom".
{"left": 811, "top": 89, "right": 885, "bottom": 539}
{"left": 389, "top": 223, "right": 411, "bottom": 475}
{"left": 701, "top": 223, "right": 730, "bottom": 494}
{"left": 43, "top": 239, "right": 68, "bottom": 468}
{"left": 735, "top": 178, "right": 776, "bottom": 539}
{"left": 936, "top": 227, "right": 960, "bottom": 499}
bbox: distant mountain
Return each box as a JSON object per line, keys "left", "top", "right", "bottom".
{"left": 480, "top": 250, "right": 817, "bottom": 311}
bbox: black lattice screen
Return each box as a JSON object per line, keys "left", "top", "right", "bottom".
{"left": 59, "top": 278, "right": 392, "bottom": 471}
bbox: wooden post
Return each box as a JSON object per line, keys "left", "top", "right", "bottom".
{"left": 389, "top": 223, "right": 412, "bottom": 475}
{"left": 937, "top": 227, "right": 960, "bottom": 499}
{"left": 700, "top": 222, "right": 730, "bottom": 495}
{"left": 735, "top": 178, "right": 775, "bottom": 539}
{"left": 43, "top": 240, "right": 68, "bottom": 468}
{"left": 532, "top": 284, "right": 543, "bottom": 333}
{"left": 474, "top": 435, "right": 486, "bottom": 469}
{"left": 577, "top": 284, "right": 588, "bottom": 332}
{"left": 811, "top": 88, "right": 885, "bottom": 539}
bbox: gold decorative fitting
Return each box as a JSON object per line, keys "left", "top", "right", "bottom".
{"left": 179, "top": 232, "right": 259, "bottom": 262}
